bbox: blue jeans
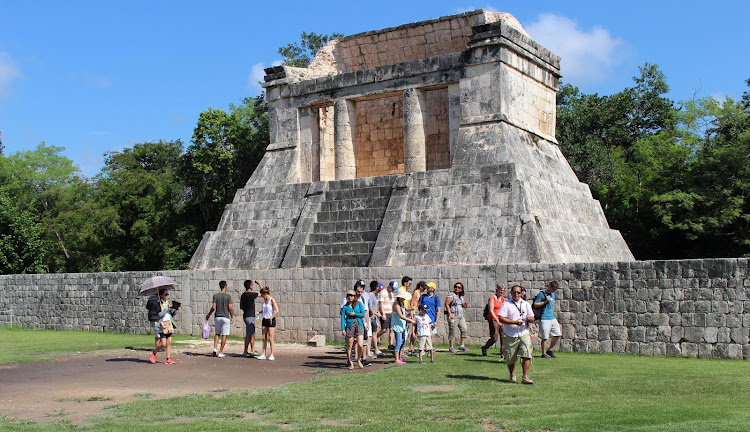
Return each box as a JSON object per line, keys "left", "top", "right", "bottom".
{"left": 394, "top": 331, "right": 406, "bottom": 352}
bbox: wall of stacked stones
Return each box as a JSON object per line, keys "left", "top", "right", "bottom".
{"left": 1, "top": 258, "right": 747, "bottom": 359}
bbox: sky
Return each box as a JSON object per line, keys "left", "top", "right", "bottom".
{"left": 1, "top": 1, "right": 748, "bottom": 177}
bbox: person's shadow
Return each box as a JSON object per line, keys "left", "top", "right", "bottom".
{"left": 445, "top": 374, "right": 507, "bottom": 384}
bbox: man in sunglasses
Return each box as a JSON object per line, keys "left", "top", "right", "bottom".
{"left": 497, "top": 285, "right": 536, "bottom": 384}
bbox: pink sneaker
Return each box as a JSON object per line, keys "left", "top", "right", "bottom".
{"left": 150, "top": 352, "right": 156, "bottom": 364}
{"left": 395, "top": 359, "right": 406, "bottom": 365}
{"left": 165, "top": 358, "right": 175, "bottom": 365}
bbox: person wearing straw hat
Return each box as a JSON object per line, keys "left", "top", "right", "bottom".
{"left": 391, "top": 289, "right": 415, "bottom": 364}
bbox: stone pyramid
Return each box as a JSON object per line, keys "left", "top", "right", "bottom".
{"left": 189, "top": 9, "right": 634, "bottom": 270}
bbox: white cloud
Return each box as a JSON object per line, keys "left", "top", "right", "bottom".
{"left": 525, "top": 14, "right": 625, "bottom": 85}
{"left": 0, "top": 52, "right": 22, "bottom": 98}
{"left": 247, "top": 60, "right": 282, "bottom": 95}
{"left": 455, "top": 5, "right": 498, "bottom": 14}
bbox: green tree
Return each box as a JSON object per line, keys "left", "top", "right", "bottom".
{"left": 556, "top": 64, "right": 680, "bottom": 258}
{"left": 94, "top": 140, "right": 192, "bottom": 271}
{"left": 278, "top": 32, "right": 344, "bottom": 67}
{"left": 182, "top": 95, "right": 268, "bottom": 231}
{"left": 0, "top": 189, "right": 47, "bottom": 274}
{"left": 2, "top": 142, "right": 83, "bottom": 268}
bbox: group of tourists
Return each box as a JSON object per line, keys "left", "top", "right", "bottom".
{"left": 204, "top": 279, "right": 279, "bottom": 360}
{"left": 338, "top": 277, "right": 562, "bottom": 384}
{"left": 148, "top": 276, "right": 563, "bottom": 385}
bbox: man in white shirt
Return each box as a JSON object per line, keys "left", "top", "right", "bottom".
{"left": 497, "top": 285, "right": 536, "bottom": 384}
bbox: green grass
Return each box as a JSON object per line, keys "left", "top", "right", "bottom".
{"left": 0, "top": 325, "right": 192, "bottom": 364}
{"left": 1, "top": 328, "right": 749, "bottom": 431}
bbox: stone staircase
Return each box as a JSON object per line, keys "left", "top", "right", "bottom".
{"left": 300, "top": 176, "right": 395, "bottom": 267}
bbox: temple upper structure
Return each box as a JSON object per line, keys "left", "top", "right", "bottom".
{"left": 189, "top": 10, "right": 635, "bottom": 270}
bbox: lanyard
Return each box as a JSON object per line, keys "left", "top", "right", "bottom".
{"left": 510, "top": 300, "right": 524, "bottom": 317}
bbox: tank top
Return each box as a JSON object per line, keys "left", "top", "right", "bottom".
{"left": 262, "top": 297, "right": 275, "bottom": 319}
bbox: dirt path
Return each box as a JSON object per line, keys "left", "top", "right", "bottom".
{"left": 0, "top": 340, "right": 387, "bottom": 424}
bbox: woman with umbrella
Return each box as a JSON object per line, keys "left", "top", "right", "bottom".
{"left": 149, "top": 287, "right": 179, "bottom": 364}
{"left": 141, "top": 276, "right": 180, "bottom": 364}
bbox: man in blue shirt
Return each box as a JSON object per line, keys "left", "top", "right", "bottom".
{"left": 419, "top": 282, "right": 441, "bottom": 336}
{"left": 533, "top": 280, "right": 561, "bottom": 358}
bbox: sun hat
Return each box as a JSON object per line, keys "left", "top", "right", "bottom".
{"left": 395, "top": 291, "right": 411, "bottom": 301}
{"left": 346, "top": 290, "right": 356, "bottom": 296}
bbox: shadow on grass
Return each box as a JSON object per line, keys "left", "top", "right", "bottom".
{"left": 446, "top": 374, "right": 507, "bottom": 383}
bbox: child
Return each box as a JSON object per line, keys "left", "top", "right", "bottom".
{"left": 415, "top": 304, "right": 435, "bottom": 364}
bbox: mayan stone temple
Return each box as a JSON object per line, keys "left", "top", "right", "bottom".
{"left": 189, "top": 9, "right": 635, "bottom": 271}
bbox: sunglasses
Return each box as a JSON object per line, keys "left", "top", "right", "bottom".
{"left": 346, "top": 294, "right": 355, "bottom": 297}
{"left": 511, "top": 291, "right": 522, "bottom": 295}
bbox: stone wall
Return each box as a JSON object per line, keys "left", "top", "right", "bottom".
{"left": 355, "top": 95, "right": 404, "bottom": 178}
{"left": 2, "top": 259, "right": 747, "bottom": 359}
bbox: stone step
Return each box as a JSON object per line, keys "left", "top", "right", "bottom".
{"left": 319, "top": 196, "right": 390, "bottom": 212}
{"left": 234, "top": 184, "right": 309, "bottom": 203}
{"left": 315, "top": 208, "right": 387, "bottom": 223}
{"left": 325, "top": 186, "right": 393, "bottom": 201}
{"left": 304, "top": 242, "right": 375, "bottom": 256}
{"left": 311, "top": 219, "right": 382, "bottom": 234}
{"left": 308, "top": 230, "right": 379, "bottom": 245}
{"left": 301, "top": 254, "right": 371, "bottom": 268}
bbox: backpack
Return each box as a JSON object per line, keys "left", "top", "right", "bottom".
{"left": 483, "top": 295, "right": 499, "bottom": 320}
{"left": 532, "top": 291, "right": 546, "bottom": 321}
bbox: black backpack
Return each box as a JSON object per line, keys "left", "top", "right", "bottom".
{"left": 532, "top": 291, "right": 546, "bottom": 321}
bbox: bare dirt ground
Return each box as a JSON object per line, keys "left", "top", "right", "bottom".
{"left": 0, "top": 340, "right": 387, "bottom": 425}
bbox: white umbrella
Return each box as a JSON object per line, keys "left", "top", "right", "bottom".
{"left": 138, "top": 275, "right": 177, "bottom": 296}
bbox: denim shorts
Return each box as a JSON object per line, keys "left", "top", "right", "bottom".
{"left": 244, "top": 316, "right": 256, "bottom": 336}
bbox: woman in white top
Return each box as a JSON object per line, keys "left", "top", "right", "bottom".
{"left": 258, "top": 287, "right": 279, "bottom": 360}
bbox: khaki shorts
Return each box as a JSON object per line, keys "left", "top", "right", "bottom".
{"left": 448, "top": 315, "right": 467, "bottom": 342}
{"left": 503, "top": 333, "right": 533, "bottom": 364}
{"left": 418, "top": 335, "right": 433, "bottom": 351}
{"left": 540, "top": 318, "right": 562, "bottom": 339}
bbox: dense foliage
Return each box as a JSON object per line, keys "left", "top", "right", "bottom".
{"left": 1, "top": 57, "right": 748, "bottom": 273}
{"left": 557, "top": 65, "right": 750, "bottom": 259}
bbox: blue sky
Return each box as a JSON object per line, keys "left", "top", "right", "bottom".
{"left": 1, "top": 1, "right": 748, "bottom": 177}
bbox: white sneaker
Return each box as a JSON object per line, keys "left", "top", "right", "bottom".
{"left": 268, "top": 355, "right": 275, "bottom": 361}
{"left": 217, "top": 352, "right": 225, "bottom": 358}
{"left": 256, "top": 354, "right": 266, "bottom": 360}
{"left": 375, "top": 350, "right": 383, "bottom": 356}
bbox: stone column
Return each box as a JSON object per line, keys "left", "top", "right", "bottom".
{"left": 298, "top": 107, "right": 314, "bottom": 183}
{"left": 403, "top": 88, "right": 427, "bottom": 173}
{"left": 447, "top": 84, "right": 460, "bottom": 167}
{"left": 333, "top": 99, "right": 356, "bottom": 180}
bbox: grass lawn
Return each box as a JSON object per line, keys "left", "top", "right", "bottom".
{"left": 0, "top": 325, "right": 195, "bottom": 364}
{"left": 1, "top": 327, "right": 749, "bottom": 431}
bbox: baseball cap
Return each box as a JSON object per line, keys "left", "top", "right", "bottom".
{"left": 378, "top": 283, "right": 384, "bottom": 290}
{"left": 426, "top": 282, "right": 437, "bottom": 289}
{"left": 418, "top": 304, "right": 427, "bottom": 310}
{"left": 388, "top": 281, "right": 398, "bottom": 289}
{"left": 355, "top": 279, "right": 366, "bottom": 287}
